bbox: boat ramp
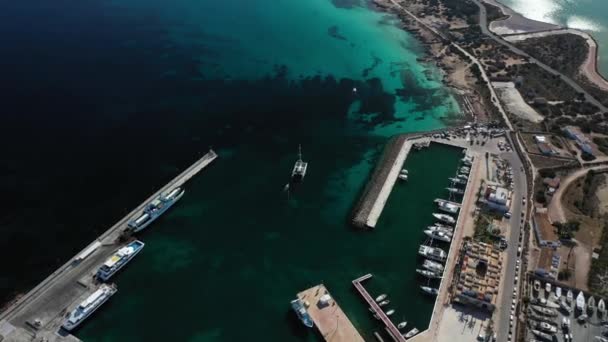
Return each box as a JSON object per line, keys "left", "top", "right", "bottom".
{"left": 296, "top": 284, "right": 364, "bottom": 342}
{"left": 0, "top": 150, "right": 218, "bottom": 342}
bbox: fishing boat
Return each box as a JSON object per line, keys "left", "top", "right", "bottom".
{"left": 418, "top": 245, "right": 447, "bottom": 262}
{"left": 416, "top": 268, "right": 441, "bottom": 279}
{"left": 375, "top": 294, "right": 387, "bottom": 302}
{"left": 379, "top": 300, "right": 390, "bottom": 307}
{"left": 385, "top": 309, "right": 395, "bottom": 316}
{"left": 397, "top": 321, "right": 407, "bottom": 329}
{"left": 598, "top": 299, "right": 606, "bottom": 314}
{"left": 421, "top": 286, "right": 439, "bottom": 296}
{"left": 404, "top": 328, "right": 419, "bottom": 339}
{"left": 291, "top": 145, "right": 308, "bottom": 182}
{"left": 398, "top": 174, "right": 409, "bottom": 181}
{"left": 433, "top": 213, "right": 456, "bottom": 225}
{"left": 556, "top": 287, "right": 562, "bottom": 299}
{"left": 445, "top": 187, "right": 465, "bottom": 195}
{"left": 567, "top": 290, "right": 574, "bottom": 304}
{"left": 424, "top": 229, "right": 452, "bottom": 243}
{"left": 423, "top": 259, "right": 444, "bottom": 273}
{"left": 576, "top": 291, "right": 586, "bottom": 311}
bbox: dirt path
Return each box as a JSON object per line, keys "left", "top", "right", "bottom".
{"left": 548, "top": 166, "right": 608, "bottom": 223}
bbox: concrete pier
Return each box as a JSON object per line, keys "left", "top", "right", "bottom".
{"left": 296, "top": 284, "right": 364, "bottom": 342}
{"left": 0, "top": 150, "right": 218, "bottom": 342}
{"left": 352, "top": 274, "right": 406, "bottom": 342}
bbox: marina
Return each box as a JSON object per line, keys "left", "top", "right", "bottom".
{"left": 0, "top": 150, "right": 218, "bottom": 341}
{"left": 295, "top": 284, "right": 364, "bottom": 342}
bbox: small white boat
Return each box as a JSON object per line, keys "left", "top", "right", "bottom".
{"left": 556, "top": 287, "right": 562, "bottom": 299}
{"left": 422, "top": 259, "right": 444, "bottom": 273}
{"left": 400, "top": 169, "right": 408, "bottom": 174}
{"left": 404, "top": 327, "right": 419, "bottom": 339}
{"left": 588, "top": 296, "right": 596, "bottom": 314}
{"left": 416, "top": 268, "right": 441, "bottom": 279}
{"left": 567, "top": 290, "right": 574, "bottom": 303}
{"left": 421, "top": 286, "right": 439, "bottom": 296}
{"left": 369, "top": 307, "right": 376, "bottom": 313}
{"left": 576, "top": 291, "right": 586, "bottom": 311}
{"left": 375, "top": 294, "right": 387, "bottom": 302}
{"left": 598, "top": 299, "right": 606, "bottom": 314}
{"left": 398, "top": 174, "right": 408, "bottom": 181}
{"left": 533, "top": 280, "right": 541, "bottom": 292}
{"left": 426, "top": 225, "right": 453, "bottom": 236}
{"left": 433, "top": 213, "right": 456, "bottom": 225}
{"left": 379, "top": 300, "right": 390, "bottom": 307}
{"left": 545, "top": 283, "right": 551, "bottom": 294}
{"left": 385, "top": 309, "right": 395, "bottom": 316}
{"left": 457, "top": 174, "right": 468, "bottom": 180}
{"left": 424, "top": 229, "right": 452, "bottom": 243}
{"left": 397, "top": 321, "right": 408, "bottom": 329}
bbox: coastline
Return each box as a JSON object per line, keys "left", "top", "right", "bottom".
{"left": 487, "top": 0, "right": 608, "bottom": 90}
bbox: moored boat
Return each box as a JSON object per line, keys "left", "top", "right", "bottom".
{"left": 423, "top": 259, "right": 444, "bottom": 273}
{"left": 375, "top": 294, "right": 387, "bottom": 302}
{"left": 416, "top": 268, "right": 441, "bottom": 279}
{"left": 449, "top": 177, "right": 467, "bottom": 185}
{"left": 576, "top": 291, "right": 586, "bottom": 311}
{"left": 433, "top": 213, "right": 456, "bottom": 225}
{"left": 379, "top": 300, "right": 390, "bottom": 307}
{"left": 418, "top": 245, "right": 447, "bottom": 262}
{"left": 62, "top": 284, "right": 117, "bottom": 331}
{"left": 446, "top": 187, "right": 465, "bottom": 195}
{"left": 545, "top": 283, "right": 551, "bottom": 294}
{"left": 96, "top": 240, "right": 145, "bottom": 282}
{"left": 560, "top": 299, "right": 572, "bottom": 313}
{"left": 127, "top": 187, "right": 184, "bottom": 233}
{"left": 424, "top": 229, "right": 452, "bottom": 243}
{"left": 421, "top": 286, "right": 439, "bottom": 296}
{"left": 556, "top": 287, "right": 562, "bottom": 299}
{"left": 567, "top": 290, "right": 574, "bottom": 303}
{"left": 385, "top": 309, "right": 395, "bottom": 316}
{"left": 291, "top": 299, "right": 314, "bottom": 328}
{"left": 426, "top": 225, "right": 453, "bottom": 236}
{"left": 435, "top": 199, "right": 460, "bottom": 214}
{"left": 404, "top": 327, "right": 419, "bottom": 339}
{"left": 598, "top": 299, "right": 606, "bottom": 314}
{"left": 398, "top": 174, "right": 408, "bottom": 181}
{"left": 397, "top": 321, "right": 407, "bottom": 329}
{"left": 588, "top": 296, "right": 596, "bottom": 314}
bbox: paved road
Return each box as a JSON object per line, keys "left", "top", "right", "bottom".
{"left": 472, "top": 0, "right": 608, "bottom": 113}
{"left": 496, "top": 149, "right": 526, "bottom": 342}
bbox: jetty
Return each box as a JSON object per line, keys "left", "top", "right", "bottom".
{"left": 296, "top": 284, "right": 364, "bottom": 342}
{"left": 0, "top": 150, "right": 218, "bottom": 342}
{"left": 352, "top": 274, "right": 406, "bottom": 342}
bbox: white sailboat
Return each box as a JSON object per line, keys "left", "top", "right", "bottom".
{"left": 576, "top": 291, "right": 586, "bottom": 311}
{"left": 555, "top": 287, "right": 562, "bottom": 299}
{"left": 588, "top": 296, "right": 596, "bottom": 314}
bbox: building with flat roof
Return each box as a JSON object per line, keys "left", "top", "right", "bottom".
{"left": 532, "top": 212, "right": 561, "bottom": 249}
{"left": 479, "top": 184, "right": 511, "bottom": 213}
{"left": 453, "top": 240, "right": 503, "bottom": 312}
{"left": 537, "top": 142, "right": 554, "bottom": 156}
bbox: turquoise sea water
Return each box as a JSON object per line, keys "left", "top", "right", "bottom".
{"left": 497, "top": 0, "right": 608, "bottom": 77}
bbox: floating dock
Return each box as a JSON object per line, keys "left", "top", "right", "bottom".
{"left": 352, "top": 274, "right": 406, "bottom": 342}
{"left": 296, "top": 284, "right": 364, "bottom": 342}
{"left": 0, "top": 150, "right": 218, "bottom": 342}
